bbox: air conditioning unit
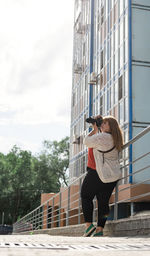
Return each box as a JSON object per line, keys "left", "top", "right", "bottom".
{"left": 89, "top": 72, "right": 97, "bottom": 84}
{"left": 76, "top": 22, "right": 85, "bottom": 34}
{"left": 74, "top": 63, "right": 82, "bottom": 74}
{"left": 72, "top": 135, "right": 80, "bottom": 144}
{"left": 72, "top": 135, "right": 78, "bottom": 144}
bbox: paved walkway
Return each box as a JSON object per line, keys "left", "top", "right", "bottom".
{"left": 0, "top": 234, "right": 150, "bottom": 256}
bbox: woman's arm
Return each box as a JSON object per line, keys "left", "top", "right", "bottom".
{"left": 88, "top": 123, "right": 99, "bottom": 136}
{"left": 83, "top": 123, "right": 100, "bottom": 148}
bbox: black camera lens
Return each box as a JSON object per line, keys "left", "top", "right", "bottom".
{"left": 86, "top": 116, "right": 103, "bottom": 128}
{"left": 85, "top": 117, "right": 96, "bottom": 124}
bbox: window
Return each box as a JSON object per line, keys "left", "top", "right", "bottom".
{"left": 118, "top": 75, "right": 123, "bottom": 100}
{"left": 119, "top": 21, "right": 123, "bottom": 46}
{"left": 107, "top": 40, "right": 110, "bottom": 61}
{"left": 119, "top": 0, "right": 124, "bottom": 17}
{"left": 100, "top": 71, "right": 103, "bottom": 89}
{"left": 83, "top": 42, "right": 86, "bottom": 56}
{"left": 101, "top": 23, "right": 104, "bottom": 44}
{"left": 101, "top": 6, "right": 104, "bottom": 25}
{"left": 104, "top": 65, "right": 107, "bottom": 85}
{"left": 111, "top": 31, "right": 114, "bottom": 54}
{"left": 124, "top": 71, "right": 128, "bottom": 96}
{"left": 107, "top": 89, "right": 110, "bottom": 111}
{"left": 101, "top": 50, "right": 104, "bottom": 69}
{"left": 107, "top": 63, "right": 109, "bottom": 81}
{"left": 98, "top": 11, "right": 101, "bottom": 31}
{"left": 72, "top": 92, "right": 76, "bottom": 107}
{"left": 104, "top": 91, "right": 107, "bottom": 114}
{"left": 119, "top": 44, "right": 123, "bottom": 68}
{"left": 125, "top": 0, "right": 128, "bottom": 8}
{"left": 84, "top": 114, "right": 87, "bottom": 130}
{"left": 119, "top": 100, "right": 124, "bottom": 125}
{"left": 114, "top": 81, "right": 118, "bottom": 104}
{"left": 114, "top": 2, "right": 118, "bottom": 24}
{"left": 104, "top": 44, "right": 107, "bottom": 65}
{"left": 110, "top": 9, "right": 113, "bottom": 29}
{"left": 110, "top": 85, "right": 114, "bottom": 108}
{"left": 100, "top": 95, "right": 103, "bottom": 115}
{"left": 114, "top": 105, "right": 118, "bottom": 119}
{"left": 115, "top": 51, "right": 118, "bottom": 74}
{"left": 124, "top": 97, "right": 128, "bottom": 122}
{"left": 115, "top": 27, "right": 118, "bottom": 52}
{"left": 104, "top": 21, "right": 106, "bottom": 39}
{"left": 125, "top": 14, "right": 128, "bottom": 39}
{"left": 111, "top": 55, "right": 114, "bottom": 76}
{"left": 124, "top": 39, "right": 128, "bottom": 63}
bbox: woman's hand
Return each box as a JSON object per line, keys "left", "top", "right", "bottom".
{"left": 88, "top": 122, "right": 98, "bottom": 137}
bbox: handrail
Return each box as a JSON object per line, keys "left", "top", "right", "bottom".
{"left": 122, "top": 125, "right": 150, "bottom": 149}
{"left": 13, "top": 126, "right": 150, "bottom": 233}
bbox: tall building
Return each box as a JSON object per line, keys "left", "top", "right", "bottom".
{"left": 69, "top": 0, "right": 150, "bottom": 183}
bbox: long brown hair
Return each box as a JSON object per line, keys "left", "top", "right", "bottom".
{"left": 103, "top": 116, "right": 123, "bottom": 151}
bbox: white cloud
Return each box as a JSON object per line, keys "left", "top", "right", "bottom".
{"left": 0, "top": 0, "right": 74, "bottom": 153}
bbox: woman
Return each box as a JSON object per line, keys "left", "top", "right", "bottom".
{"left": 81, "top": 115, "right": 123, "bottom": 237}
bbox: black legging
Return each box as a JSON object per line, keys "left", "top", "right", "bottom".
{"left": 81, "top": 167, "right": 117, "bottom": 228}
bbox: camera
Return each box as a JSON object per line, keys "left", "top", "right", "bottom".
{"left": 86, "top": 116, "right": 103, "bottom": 128}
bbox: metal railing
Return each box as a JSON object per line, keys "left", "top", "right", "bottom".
{"left": 13, "top": 126, "right": 150, "bottom": 233}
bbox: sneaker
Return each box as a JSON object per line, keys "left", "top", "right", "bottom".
{"left": 83, "top": 224, "right": 96, "bottom": 237}
{"left": 92, "top": 231, "right": 103, "bottom": 237}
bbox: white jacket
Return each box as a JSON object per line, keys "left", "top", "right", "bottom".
{"left": 83, "top": 132, "right": 121, "bottom": 183}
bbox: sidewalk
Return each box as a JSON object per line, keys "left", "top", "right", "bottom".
{"left": 0, "top": 234, "right": 150, "bottom": 256}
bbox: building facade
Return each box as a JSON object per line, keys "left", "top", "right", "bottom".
{"left": 69, "top": 0, "right": 150, "bottom": 183}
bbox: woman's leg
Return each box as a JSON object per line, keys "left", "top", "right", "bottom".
{"left": 96, "top": 180, "right": 117, "bottom": 233}
{"left": 81, "top": 169, "right": 98, "bottom": 228}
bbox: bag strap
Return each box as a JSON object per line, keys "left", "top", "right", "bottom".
{"left": 97, "top": 146, "right": 116, "bottom": 163}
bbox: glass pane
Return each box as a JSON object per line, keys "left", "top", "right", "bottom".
{"left": 107, "top": 89, "right": 110, "bottom": 111}
{"left": 119, "top": 21, "right": 123, "bottom": 45}
{"left": 118, "top": 75, "right": 123, "bottom": 100}
{"left": 119, "top": 0, "right": 124, "bottom": 16}
{"left": 114, "top": 105, "right": 118, "bottom": 119}
{"left": 104, "top": 65, "right": 107, "bottom": 85}
{"left": 100, "top": 95, "right": 103, "bottom": 115}
{"left": 111, "top": 84, "right": 114, "bottom": 107}
{"left": 125, "top": 14, "right": 128, "bottom": 39}
{"left": 119, "top": 100, "right": 124, "bottom": 125}
{"left": 124, "top": 70, "right": 128, "bottom": 96}
{"left": 111, "top": 56, "right": 114, "bottom": 77}
{"left": 107, "top": 62, "right": 109, "bottom": 81}
{"left": 111, "top": 31, "right": 114, "bottom": 54}
{"left": 124, "top": 97, "right": 128, "bottom": 122}
{"left": 125, "top": 0, "right": 128, "bottom": 8}
{"left": 124, "top": 39, "right": 128, "bottom": 63}
{"left": 115, "top": 51, "right": 118, "bottom": 74}
{"left": 119, "top": 44, "right": 124, "bottom": 68}
{"left": 114, "top": 81, "right": 118, "bottom": 104}
{"left": 114, "top": 2, "right": 118, "bottom": 24}
{"left": 115, "top": 27, "right": 118, "bottom": 52}
{"left": 101, "top": 50, "right": 104, "bottom": 69}
{"left": 104, "top": 91, "right": 107, "bottom": 114}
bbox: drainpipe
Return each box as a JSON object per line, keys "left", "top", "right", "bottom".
{"left": 128, "top": 0, "right": 133, "bottom": 183}
{"left": 89, "top": 0, "right": 94, "bottom": 119}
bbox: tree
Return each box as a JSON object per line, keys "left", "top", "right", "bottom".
{"left": 4, "top": 146, "right": 34, "bottom": 222}
{"left": 0, "top": 137, "right": 69, "bottom": 224}
{"left": 42, "top": 136, "right": 69, "bottom": 186}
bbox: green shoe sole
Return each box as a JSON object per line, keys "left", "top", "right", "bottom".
{"left": 92, "top": 231, "right": 103, "bottom": 237}
{"left": 83, "top": 224, "right": 96, "bottom": 237}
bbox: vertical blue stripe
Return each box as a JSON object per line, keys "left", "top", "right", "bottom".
{"left": 89, "top": 0, "right": 94, "bottom": 118}
{"left": 128, "top": 0, "right": 133, "bottom": 183}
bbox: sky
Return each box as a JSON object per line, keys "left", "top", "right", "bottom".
{"left": 0, "top": 0, "right": 74, "bottom": 155}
